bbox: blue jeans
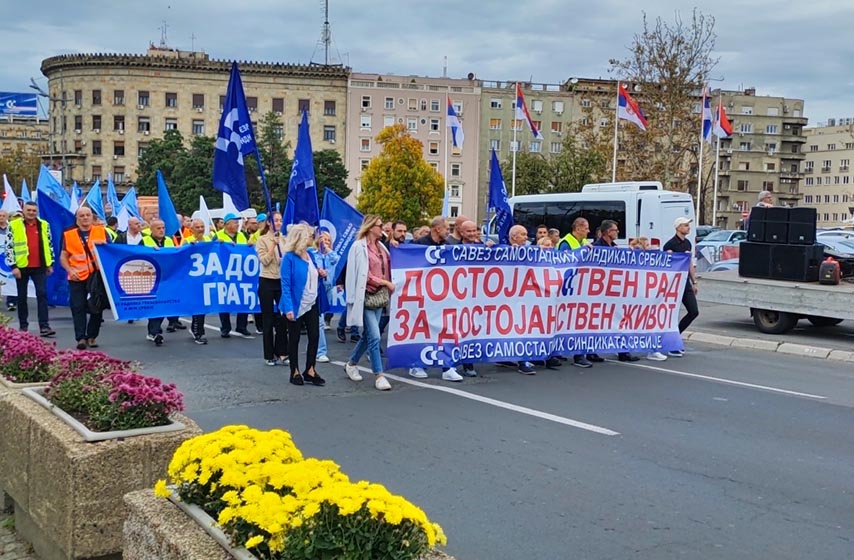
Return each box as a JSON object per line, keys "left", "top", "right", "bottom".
{"left": 317, "top": 324, "right": 327, "bottom": 357}
{"left": 337, "top": 312, "right": 359, "bottom": 336}
{"left": 348, "top": 307, "right": 383, "bottom": 374}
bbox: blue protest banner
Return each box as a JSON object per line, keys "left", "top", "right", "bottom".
{"left": 38, "top": 194, "right": 76, "bottom": 306}
{"left": 318, "top": 189, "right": 362, "bottom": 313}
{"left": 94, "top": 242, "right": 261, "bottom": 320}
{"left": 385, "top": 245, "right": 691, "bottom": 369}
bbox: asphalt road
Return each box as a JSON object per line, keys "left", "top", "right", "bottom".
{"left": 9, "top": 304, "right": 854, "bottom": 560}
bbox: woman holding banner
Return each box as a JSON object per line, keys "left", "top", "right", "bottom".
{"left": 312, "top": 230, "right": 339, "bottom": 364}
{"left": 343, "top": 215, "right": 393, "bottom": 391}
{"left": 256, "top": 213, "right": 288, "bottom": 367}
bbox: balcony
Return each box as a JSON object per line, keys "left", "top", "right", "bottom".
{"left": 779, "top": 171, "right": 804, "bottom": 180}
{"left": 821, "top": 167, "right": 832, "bottom": 173}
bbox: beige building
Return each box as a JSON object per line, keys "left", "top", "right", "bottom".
{"left": 0, "top": 117, "right": 49, "bottom": 157}
{"left": 710, "top": 88, "right": 808, "bottom": 228}
{"left": 801, "top": 121, "right": 854, "bottom": 226}
{"left": 345, "top": 72, "right": 482, "bottom": 220}
{"left": 40, "top": 45, "right": 350, "bottom": 189}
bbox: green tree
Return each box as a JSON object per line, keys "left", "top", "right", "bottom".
{"left": 500, "top": 151, "right": 552, "bottom": 196}
{"left": 255, "top": 111, "right": 292, "bottom": 204}
{"left": 0, "top": 147, "right": 42, "bottom": 190}
{"left": 136, "top": 129, "right": 187, "bottom": 197}
{"left": 313, "top": 149, "right": 350, "bottom": 204}
{"left": 358, "top": 124, "right": 443, "bottom": 226}
{"left": 552, "top": 134, "right": 609, "bottom": 193}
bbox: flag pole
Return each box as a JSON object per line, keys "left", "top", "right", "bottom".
{"left": 712, "top": 91, "right": 724, "bottom": 226}
{"left": 511, "top": 83, "right": 518, "bottom": 198}
{"left": 444, "top": 92, "right": 449, "bottom": 213}
{"left": 611, "top": 82, "right": 620, "bottom": 183}
{"left": 695, "top": 86, "right": 707, "bottom": 222}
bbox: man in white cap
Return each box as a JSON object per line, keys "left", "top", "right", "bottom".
{"left": 662, "top": 217, "right": 699, "bottom": 357}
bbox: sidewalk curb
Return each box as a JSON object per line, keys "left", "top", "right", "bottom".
{"left": 684, "top": 330, "right": 852, "bottom": 363}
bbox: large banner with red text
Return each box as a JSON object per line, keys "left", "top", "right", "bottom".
{"left": 386, "top": 245, "right": 690, "bottom": 369}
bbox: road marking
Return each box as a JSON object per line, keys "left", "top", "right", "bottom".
{"left": 331, "top": 361, "right": 620, "bottom": 436}
{"left": 607, "top": 360, "right": 828, "bottom": 400}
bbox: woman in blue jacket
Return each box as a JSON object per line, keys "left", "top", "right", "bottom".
{"left": 280, "top": 224, "right": 328, "bottom": 386}
{"left": 311, "top": 229, "right": 339, "bottom": 363}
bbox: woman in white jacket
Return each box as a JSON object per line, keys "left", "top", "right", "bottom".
{"left": 343, "top": 214, "right": 394, "bottom": 391}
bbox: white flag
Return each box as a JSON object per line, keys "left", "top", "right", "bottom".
{"left": 1, "top": 175, "right": 21, "bottom": 215}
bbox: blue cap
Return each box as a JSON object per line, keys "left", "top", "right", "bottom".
{"left": 223, "top": 213, "right": 239, "bottom": 223}
{"left": 257, "top": 213, "right": 267, "bottom": 222}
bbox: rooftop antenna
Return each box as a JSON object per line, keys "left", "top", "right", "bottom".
{"left": 443, "top": 56, "right": 447, "bottom": 78}
{"left": 190, "top": 32, "right": 196, "bottom": 51}
{"left": 158, "top": 20, "right": 169, "bottom": 48}
{"left": 310, "top": 0, "right": 343, "bottom": 67}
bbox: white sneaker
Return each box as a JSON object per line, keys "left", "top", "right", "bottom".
{"left": 409, "top": 367, "right": 428, "bottom": 379}
{"left": 668, "top": 350, "right": 684, "bottom": 357}
{"left": 375, "top": 375, "right": 391, "bottom": 391}
{"left": 344, "top": 363, "right": 363, "bottom": 382}
{"left": 647, "top": 352, "right": 668, "bottom": 361}
{"left": 323, "top": 323, "right": 331, "bottom": 330}
{"left": 442, "top": 367, "right": 463, "bottom": 382}
{"left": 316, "top": 355, "right": 330, "bottom": 363}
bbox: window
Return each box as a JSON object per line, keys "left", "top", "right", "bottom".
{"left": 272, "top": 98, "right": 284, "bottom": 114}
{"left": 138, "top": 142, "right": 149, "bottom": 158}
{"left": 823, "top": 213, "right": 830, "bottom": 222}
{"left": 834, "top": 194, "right": 840, "bottom": 203}
{"left": 192, "top": 120, "right": 205, "bottom": 135}
{"left": 91, "top": 166, "right": 102, "bottom": 181}
{"left": 384, "top": 97, "right": 394, "bottom": 110}
{"left": 246, "top": 97, "right": 257, "bottom": 113}
{"left": 552, "top": 101, "right": 564, "bottom": 114}
{"left": 490, "top": 139, "right": 501, "bottom": 151}
{"left": 490, "top": 98, "right": 502, "bottom": 109}
{"left": 737, "top": 180, "right": 749, "bottom": 191}
{"left": 530, "top": 141, "right": 541, "bottom": 153}
{"left": 92, "top": 115, "right": 101, "bottom": 130}
{"left": 739, "top": 123, "right": 752, "bottom": 133}
{"left": 766, "top": 143, "right": 777, "bottom": 153}
{"left": 453, "top": 101, "right": 462, "bottom": 114}
{"left": 512, "top": 200, "right": 627, "bottom": 244}
{"left": 450, "top": 185, "right": 460, "bottom": 198}
{"left": 273, "top": 126, "right": 283, "bottom": 140}
{"left": 428, "top": 161, "right": 439, "bottom": 170}
{"left": 92, "top": 140, "right": 102, "bottom": 156}
{"left": 740, "top": 106, "right": 753, "bottom": 115}
{"left": 408, "top": 98, "right": 417, "bottom": 110}
{"left": 841, "top": 159, "right": 850, "bottom": 170}
{"left": 430, "top": 99, "right": 440, "bottom": 112}
{"left": 845, "top": 176, "right": 851, "bottom": 185}
{"left": 323, "top": 100, "right": 336, "bottom": 116}
{"left": 551, "top": 121, "right": 562, "bottom": 134}
{"left": 428, "top": 141, "right": 439, "bottom": 155}
{"left": 739, "top": 142, "right": 751, "bottom": 151}
{"left": 138, "top": 117, "right": 150, "bottom": 133}
{"left": 113, "top": 166, "right": 125, "bottom": 183}
{"left": 805, "top": 177, "right": 813, "bottom": 186}
{"left": 192, "top": 94, "right": 205, "bottom": 109}
{"left": 581, "top": 99, "right": 592, "bottom": 108}
{"left": 113, "top": 115, "right": 125, "bottom": 131}
{"left": 383, "top": 115, "right": 395, "bottom": 127}
{"left": 426, "top": 118, "right": 438, "bottom": 132}
{"left": 511, "top": 119, "right": 523, "bottom": 131}
{"left": 825, "top": 195, "right": 831, "bottom": 203}
{"left": 450, "top": 163, "right": 461, "bottom": 177}
{"left": 360, "top": 115, "right": 371, "bottom": 129}
{"left": 810, "top": 145, "right": 818, "bottom": 152}
{"left": 165, "top": 118, "right": 178, "bottom": 131}
{"left": 361, "top": 96, "right": 372, "bottom": 109}
{"left": 733, "top": 201, "right": 749, "bottom": 213}
{"left": 805, "top": 195, "right": 813, "bottom": 203}
{"left": 531, "top": 100, "right": 543, "bottom": 113}
{"left": 766, "top": 107, "right": 779, "bottom": 116}
{"left": 165, "top": 92, "right": 177, "bottom": 108}
{"left": 298, "top": 99, "right": 310, "bottom": 114}
{"left": 113, "top": 141, "right": 125, "bottom": 156}
{"left": 834, "top": 176, "right": 841, "bottom": 184}
{"left": 138, "top": 91, "right": 149, "bottom": 107}
{"left": 550, "top": 142, "right": 562, "bottom": 154}
{"left": 846, "top": 143, "right": 854, "bottom": 150}
{"left": 323, "top": 125, "right": 336, "bottom": 142}
{"left": 74, "top": 115, "right": 82, "bottom": 131}
{"left": 113, "top": 90, "right": 124, "bottom": 106}
{"left": 360, "top": 159, "right": 370, "bottom": 171}
{"left": 407, "top": 117, "right": 418, "bottom": 131}
{"left": 420, "top": 99, "right": 427, "bottom": 111}
{"left": 599, "top": 118, "right": 609, "bottom": 128}
{"left": 219, "top": 95, "right": 226, "bottom": 110}
{"left": 827, "top": 144, "right": 836, "bottom": 150}
{"left": 822, "top": 160, "right": 832, "bottom": 171}
{"left": 92, "top": 90, "right": 101, "bottom": 105}
{"left": 450, "top": 206, "right": 459, "bottom": 218}
{"left": 74, "top": 90, "right": 83, "bottom": 105}
{"left": 762, "top": 181, "right": 775, "bottom": 191}
{"left": 510, "top": 140, "right": 519, "bottom": 153}
{"left": 532, "top": 120, "right": 542, "bottom": 131}
{"left": 360, "top": 138, "right": 371, "bottom": 152}
{"left": 766, "top": 124, "right": 778, "bottom": 134}
{"left": 765, "top": 163, "right": 776, "bottom": 171}
{"left": 805, "top": 161, "right": 814, "bottom": 172}
{"left": 738, "top": 162, "right": 750, "bottom": 171}
{"left": 489, "top": 118, "right": 502, "bottom": 130}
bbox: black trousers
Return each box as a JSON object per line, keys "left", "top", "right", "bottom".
{"left": 259, "top": 278, "right": 287, "bottom": 360}
{"left": 15, "top": 267, "right": 50, "bottom": 329}
{"left": 678, "top": 282, "right": 700, "bottom": 333}
{"left": 69, "top": 280, "right": 102, "bottom": 342}
{"left": 219, "top": 312, "right": 248, "bottom": 334}
{"left": 190, "top": 315, "right": 206, "bottom": 337}
{"left": 287, "top": 302, "right": 319, "bottom": 375}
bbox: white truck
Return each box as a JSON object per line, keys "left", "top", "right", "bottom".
{"left": 696, "top": 269, "right": 854, "bottom": 334}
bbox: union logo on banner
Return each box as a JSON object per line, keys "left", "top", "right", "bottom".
{"left": 116, "top": 258, "right": 159, "bottom": 297}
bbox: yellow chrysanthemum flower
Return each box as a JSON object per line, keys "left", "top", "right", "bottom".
{"left": 153, "top": 479, "right": 171, "bottom": 498}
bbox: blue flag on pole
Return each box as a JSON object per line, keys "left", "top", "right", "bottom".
{"left": 39, "top": 194, "right": 75, "bottom": 306}
{"left": 285, "top": 111, "right": 319, "bottom": 226}
{"left": 84, "top": 180, "right": 106, "bottom": 221}
{"left": 20, "top": 179, "right": 31, "bottom": 203}
{"left": 156, "top": 170, "right": 181, "bottom": 237}
{"left": 36, "top": 165, "right": 70, "bottom": 209}
{"left": 106, "top": 175, "right": 120, "bottom": 216}
{"left": 119, "top": 186, "right": 140, "bottom": 218}
{"left": 488, "top": 149, "right": 514, "bottom": 245}
{"left": 320, "top": 189, "right": 362, "bottom": 270}
{"left": 212, "top": 62, "right": 258, "bottom": 212}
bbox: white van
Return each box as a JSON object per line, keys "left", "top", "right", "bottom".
{"left": 492, "top": 181, "right": 695, "bottom": 248}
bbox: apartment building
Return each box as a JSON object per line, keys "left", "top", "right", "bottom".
{"left": 40, "top": 45, "right": 350, "bottom": 188}
{"left": 710, "top": 88, "right": 807, "bottom": 228}
{"left": 0, "top": 117, "right": 49, "bottom": 158}
{"left": 345, "top": 72, "right": 482, "bottom": 219}
{"left": 801, "top": 120, "right": 854, "bottom": 226}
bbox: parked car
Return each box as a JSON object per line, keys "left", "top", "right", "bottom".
{"left": 695, "top": 225, "right": 721, "bottom": 243}
{"left": 708, "top": 258, "right": 739, "bottom": 272}
{"left": 695, "top": 229, "right": 746, "bottom": 260}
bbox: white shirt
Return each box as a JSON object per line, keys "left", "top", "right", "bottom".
{"left": 297, "top": 257, "right": 318, "bottom": 318}
{"left": 126, "top": 231, "right": 143, "bottom": 246}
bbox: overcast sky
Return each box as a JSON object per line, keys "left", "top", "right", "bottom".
{"left": 2, "top": 0, "right": 852, "bottom": 125}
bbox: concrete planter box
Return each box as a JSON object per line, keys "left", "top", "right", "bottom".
{"left": 0, "top": 375, "right": 49, "bottom": 390}
{"left": 0, "top": 392, "right": 200, "bottom": 560}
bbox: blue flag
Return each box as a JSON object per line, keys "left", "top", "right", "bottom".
{"left": 119, "top": 186, "right": 140, "bottom": 218}
{"left": 20, "top": 179, "right": 31, "bottom": 203}
{"left": 71, "top": 182, "right": 84, "bottom": 208}
{"left": 36, "top": 165, "right": 70, "bottom": 209}
{"left": 39, "top": 194, "right": 75, "bottom": 306}
{"left": 84, "top": 179, "right": 106, "bottom": 221}
{"left": 106, "top": 175, "right": 120, "bottom": 216}
{"left": 156, "top": 170, "right": 181, "bottom": 237}
{"left": 488, "top": 149, "right": 514, "bottom": 245}
{"left": 286, "top": 111, "right": 319, "bottom": 226}
{"left": 212, "top": 62, "right": 258, "bottom": 212}
{"left": 320, "top": 189, "right": 362, "bottom": 270}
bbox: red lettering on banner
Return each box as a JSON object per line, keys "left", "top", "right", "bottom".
{"left": 624, "top": 270, "right": 639, "bottom": 298}
{"left": 547, "top": 304, "right": 560, "bottom": 333}
{"left": 458, "top": 307, "right": 472, "bottom": 338}
{"left": 619, "top": 303, "right": 677, "bottom": 330}
{"left": 451, "top": 268, "right": 467, "bottom": 299}
{"left": 411, "top": 310, "right": 431, "bottom": 339}
{"left": 470, "top": 305, "right": 482, "bottom": 336}
{"left": 518, "top": 269, "right": 543, "bottom": 297}
{"left": 542, "top": 268, "right": 563, "bottom": 297}
{"left": 496, "top": 305, "right": 513, "bottom": 335}
{"left": 469, "top": 267, "right": 485, "bottom": 297}
{"left": 513, "top": 305, "right": 528, "bottom": 335}
{"left": 663, "top": 273, "right": 683, "bottom": 301}
{"left": 483, "top": 305, "right": 497, "bottom": 335}
{"left": 484, "top": 268, "right": 502, "bottom": 298}
{"left": 399, "top": 271, "right": 425, "bottom": 306}
{"left": 438, "top": 309, "right": 459, "bottom": 344}
{"left": 600, "top": 303, "right": 615, "bottom": 330}
{"left": 529, "top": 305, "right": 546, "bottom": 335}
{"left": 503, "top": 268, "right": 519, "bottom": 298}
{"left": 392, "top": 310, "right": 410, "bottom": 342}
{"left": 587, "top": 268, "right": 607, "bottom": 296}
{"left": 426, "top": 269, "right": 450, "bottom": 301}
{"left": 605, "top": 270, "right": 624, "bottom": 298}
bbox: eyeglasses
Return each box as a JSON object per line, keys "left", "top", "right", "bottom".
{"left": 372, "top": 223, "right": 382, "bottom": 228}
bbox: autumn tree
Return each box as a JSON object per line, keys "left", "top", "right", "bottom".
{"left": 358, "top": 124, "right": 443, "bottom": 226}
{"left": 609, "top": 9, "right": 718, "bottom": 219}
{"left": 0, "top": 147, "right": 42, "bottom": 190}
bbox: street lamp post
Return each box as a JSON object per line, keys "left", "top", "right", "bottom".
{"left": 30, "top": 72, "right": 67, "bottom": 187}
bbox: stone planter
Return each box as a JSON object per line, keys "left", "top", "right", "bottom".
{"left": 0, "top": 392, "right": 201, "bottom": 560}
{"left": 0, "top": 375, "right": 49, "bottom": 390}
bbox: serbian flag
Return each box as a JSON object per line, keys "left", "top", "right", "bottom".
{"left": 701, "top": 89, "right": 713, "bottom": 142}
{"left": 713, "top": 103, "right": 733, "bottom": 139}
{"left": 617, "top": 83, "right": 647, "bottom": 131}
{"left": 515, "top": 83, "right": 542, "bottom": 139}
{"left": 446, "top": 96, "right": 464, "bottom": 149}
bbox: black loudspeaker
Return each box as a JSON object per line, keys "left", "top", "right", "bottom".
{"left": 789, "top": 207, "right": 817, "bottom": 226}
{"left": 764, "top": 220, "right": 788, "bottom": 243}
{"left": 765, "top": 207, "right": 790, "bottom": 221}
{"left": 747, "top": 206, "right": 766, "bottom": 242}
{"left": 738, "top": 242, "right": 773, "bottom": 278}
{"left": 748, "top": 206, "right": 768, "bottom": 223}
{"left": 770, "top": 244, "right": 823, "bottom": 282}
{"left": 787, "top": 207, "right": 817, "bottom": 244}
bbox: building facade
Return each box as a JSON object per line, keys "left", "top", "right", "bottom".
{"left": 40, "top": 45, "right": 350, "bottom": 189}
{"left": 345, "top": 72, "right": 482, "bottom": 220}
{"left": 710, "top": 88, "right": 807, "bottom": 228}
{"left": 801, "top": 121, "right": 854, "bottom": 226}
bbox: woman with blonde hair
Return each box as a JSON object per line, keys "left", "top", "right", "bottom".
{"left": 343, "top": 214, "right": 394, "bottom": 391}
{"left": 255, "top": 212, "right": 288, "bottom": 366}
{"left": 280, "top": 223, "right": 328, "bottom": 386}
